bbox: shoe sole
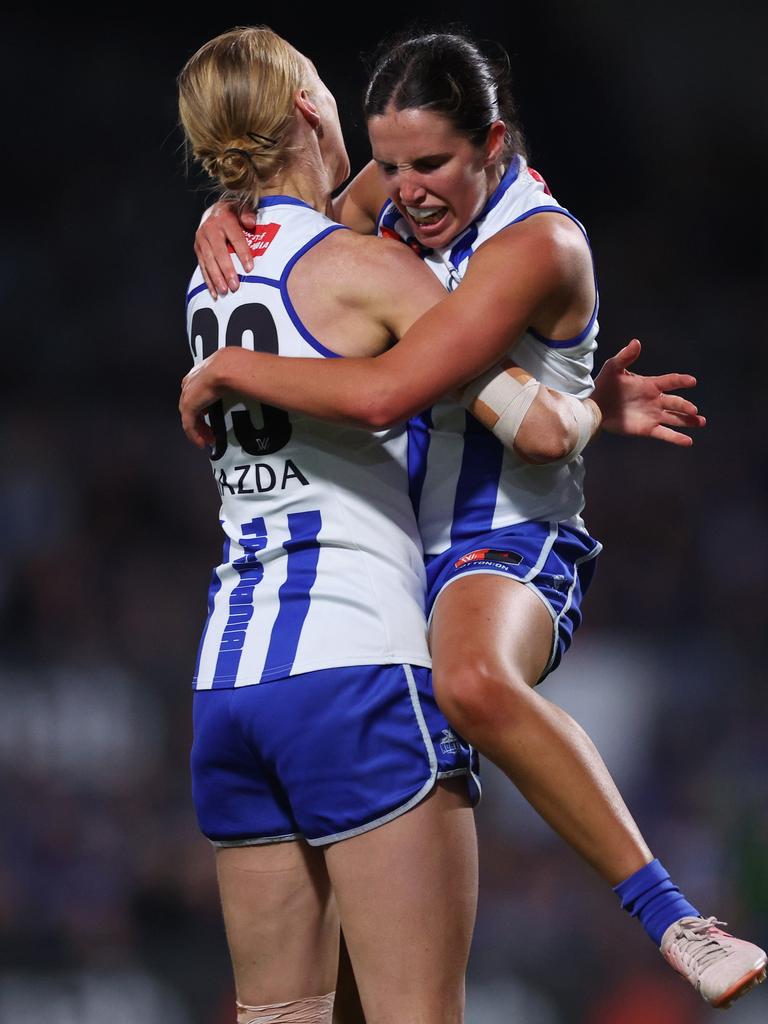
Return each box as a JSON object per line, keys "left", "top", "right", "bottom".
{"left": 710, "top": 963, "right": 767, "bottom": 1009}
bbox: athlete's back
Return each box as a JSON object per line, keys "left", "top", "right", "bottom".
{"left": 187, "top": 198, "right": 432, "bottom": 687}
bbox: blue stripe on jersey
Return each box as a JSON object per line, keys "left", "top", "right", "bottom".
{"left": 445, "top": 158, "right": 522, "bottom": 272}
{"left": 212, "top": 517, "right": 269, "bottom": 688}
{"left": 186, "top": 281, "right": 210, "bottom": 306}
{"left": 261, "top": 510, "right": 323, "bottom": 681}
{"left": 482, "top": 155, "right": 521, "bottom": 218}
{"left": 375, "top": 199, "right": 391, "bottom": 234}
{"left": 236, "top": 275, "right": 280, "bottom": 288}
{"left": 380, "top": 203, "right": 402, "bottom": 233}
{"left": 450, "top": 412, "right": 505, "bottom": 545}
{"left": 449, "top": 224, "right": 479, "bottom": 271}
{"left": 186, "top": 275, "right": 280, "bottom": 308}
{"left": 502, "top": 206, "right": 600, "bottom": 348}
{"left": 193, "top": 535, "right": 231, "bottom": 686}
{"left": 407, "top": 409, "right": 433, "bottom": 520}
{"left": 279, "top": 226, "right": 348, "bottom": 358}
{"left": 259, "top": 195, "right": 313, "bottom": 209}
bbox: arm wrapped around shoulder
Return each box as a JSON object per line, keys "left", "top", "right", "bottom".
{"left": 459, "top": 362, "right": 602, "bottom": 464}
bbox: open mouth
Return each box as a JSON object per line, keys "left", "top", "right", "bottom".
{"left": 405, "top": 205, "right": 448, "bottom": 229}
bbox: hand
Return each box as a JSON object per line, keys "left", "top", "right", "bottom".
{"left": 195, "top": 202, "right": 258, "bottom": 298}
{"left": 592, "top": 339, "right": 706, "bottom": 446}
{"left": 179, "top": 352, "right": 228, "bottom": 449}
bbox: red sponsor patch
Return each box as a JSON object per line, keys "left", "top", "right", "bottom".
{"left": 454, "top": 549, "right": 490, "bottom": 569}
{"left": 227, "top": 223, "right": 280, "bottom": 258}
{"left": 527, "top": 167, "right": 552, "bottom": 196}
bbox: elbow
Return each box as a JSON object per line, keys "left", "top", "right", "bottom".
{"left": 514, "top": 391, "right": 577, "bottom": 464}
{"left": 352, "top": 384, "right": 407, "bottom": 430}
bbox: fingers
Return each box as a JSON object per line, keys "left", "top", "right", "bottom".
{"left": 661, "top": 393, "right": 700, "bottom": 416}
{"left": 196, "top": 234, "right": 232, "bottom": 298}
{"left": 181, "top": 404, "right": 213, "bottom": 449}
{"left": 660, "top": 409, "right": 707, "bottom": 429}
{"left": 649, "top": 424, "right": 695, "bottom": 446}
{"left": 652, "top": 372, "right": 697, "bottom": 391}
{"left": 608, "top": 337, "right": 642, "bottom": 371}
{"left": 231, "top": 231, "right": 255, "bottom": 276}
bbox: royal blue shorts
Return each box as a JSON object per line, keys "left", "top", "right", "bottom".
{"left": 425, "top": 520, "right": 602, "bottom": 678}
{"left": 191, "top": 664, "right": 480, "bottom": 847}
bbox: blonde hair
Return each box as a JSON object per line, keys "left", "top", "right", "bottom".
{"left": 178, "top": 26, "right": 306, "bottom": 206}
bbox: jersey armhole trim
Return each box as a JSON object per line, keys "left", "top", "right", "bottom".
{"left": 500, "top": 205, "right": 600, "bottom": 349}
{"left": 280, "top": 224, "right": 349, "bottom": 358}
{"left": 375, "top": 199, "right": 392, "bottom": 234}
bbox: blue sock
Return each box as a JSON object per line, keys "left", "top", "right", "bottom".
{"left": 613, "top": 858, "right": 701, "bottom": 946}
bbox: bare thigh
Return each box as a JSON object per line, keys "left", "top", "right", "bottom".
{"left": 216, "top": 841, "right": 340, "bottom": 1006}
{"left": 325, "top": 779, "right": 478, "bottom": 1024}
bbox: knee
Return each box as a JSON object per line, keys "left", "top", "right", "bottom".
{"left": 433, "top": 659, "right": 529, "bottom": 742}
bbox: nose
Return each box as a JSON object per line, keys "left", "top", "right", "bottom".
{"left": 397, "top": 170, "right": 428, "bottom": 205}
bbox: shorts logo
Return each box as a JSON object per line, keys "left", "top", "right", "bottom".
{"left": 440, "top": 728, "right": 459, "bottom": 755}
{"left": 227, "top": 223, "right": 281, "bottom": 258}
{"left": 454, "top": 548, "right": 523, "bottom": 569}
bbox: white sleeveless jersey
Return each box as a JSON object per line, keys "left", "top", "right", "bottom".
{"left": 378, "top": 156, "right": 598, "bottom": 555}
{"left": 186, "top": 197, "right": 430, "bottom": 689}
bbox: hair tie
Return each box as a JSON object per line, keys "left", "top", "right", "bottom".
{"left": 223, "top": 147, "right": 255, "bottom": 162}
{"left": 246, "top": 131, "right": 277, "bottom": 148}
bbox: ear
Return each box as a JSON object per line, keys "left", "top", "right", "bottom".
{"left": 295, "top": 88, "right": 321, "bottom": 130}
{"left": 484, "top": 120, "right": 508, "bottom": 166}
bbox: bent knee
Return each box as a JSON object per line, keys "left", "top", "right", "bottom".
{"left": 433, "top": 660, "right": 531, "bottom": 740}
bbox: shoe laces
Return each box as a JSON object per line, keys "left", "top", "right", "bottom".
{"left": 672, "top": 917, "right": 731, "bottom": 972}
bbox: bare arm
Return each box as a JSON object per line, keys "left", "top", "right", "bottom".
{"left": 183, "top": 217, "right": 568, "bottom": 429}
{"left": 181, "top": 216, "right": 703, "bottom": 452}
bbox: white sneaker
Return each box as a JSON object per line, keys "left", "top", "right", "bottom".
{"left": 660, "top": 916, "right": 767, "bottom": 1008}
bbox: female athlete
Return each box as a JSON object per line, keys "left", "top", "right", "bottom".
{"left": 184, "top": 29, "right": 766, "bottom": 1009}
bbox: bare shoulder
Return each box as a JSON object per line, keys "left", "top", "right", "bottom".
{"left": 296, "top": 228, "right": 442, "bottom": 306}
{"left": 482, "top": 210, "right": 588, "bottom": 266}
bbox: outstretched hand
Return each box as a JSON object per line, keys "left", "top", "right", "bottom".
{"left": 592, "top": 339, "right": 706, "bottom": 446}
{"left": 195, "top": 202, "right": 258, "bottom": 298}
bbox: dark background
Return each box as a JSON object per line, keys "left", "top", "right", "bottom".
{"left": 2, "top": 3, "right": 767, "bottom": 1021}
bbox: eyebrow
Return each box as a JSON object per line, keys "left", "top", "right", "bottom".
{"left": 373, "top": 153, "right": 452, "bottom": 167}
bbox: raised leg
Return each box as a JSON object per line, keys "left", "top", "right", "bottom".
{"left": 430, "top": 574, "right": 652, "bottom": 884}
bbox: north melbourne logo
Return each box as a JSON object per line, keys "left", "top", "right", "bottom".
{"left": 440, "top": 728, "right": 459, "bottom": 755}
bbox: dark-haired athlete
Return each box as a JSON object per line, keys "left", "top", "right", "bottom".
{"left": 186, "top": 28, "right": 765, "bottom": 1011}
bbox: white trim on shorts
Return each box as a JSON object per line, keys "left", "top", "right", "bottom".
{"left": 210, "top": 665, "right": 479, "bottom": 849}
{"left": 424, "top": 522, "right": 601, "bottom": 681}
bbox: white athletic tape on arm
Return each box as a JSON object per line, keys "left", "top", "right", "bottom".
{"left": 460, "top": 366, "right": 541, "bottom": 449}
{"left": 549, "top": 394, "right": 601, "bottom": 465}
{"left": 237, "top": 992, "right": 335, "bottom": 1024}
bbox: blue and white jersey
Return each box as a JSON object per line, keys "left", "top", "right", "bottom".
{"left": 186, "top": 197, "right": 431, "bottom": 689}
{"left": 378, "top": 157, "right": 599, "bottom": 556}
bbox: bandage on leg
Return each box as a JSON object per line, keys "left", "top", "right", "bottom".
{"left": 236, "top": 992, "right": 335, "bottom": 1024}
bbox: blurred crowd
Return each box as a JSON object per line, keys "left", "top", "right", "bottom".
{"left": 3, "top": 5, "right": 767, "bottom": 1022}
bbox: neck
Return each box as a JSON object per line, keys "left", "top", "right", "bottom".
{"left": 261, "top": 131, "right": 335, "bottom": 214}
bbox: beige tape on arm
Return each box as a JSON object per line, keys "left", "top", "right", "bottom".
{"left": 549, "top": 394, "right": 601, "bottom": 464}
{"left": 460, "top": 364, "right": 541, "bottom": 449}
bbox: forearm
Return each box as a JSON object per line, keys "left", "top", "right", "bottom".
{"left": 515, "top": 390, "right": 601, "bottom": 464}
{"left": 212, "top": 347, "right": 408, "bottom": 429}
{"left": 460, "top": 362, "right": 602, "bottom": 464}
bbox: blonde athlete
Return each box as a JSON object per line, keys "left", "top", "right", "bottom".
{"left": 186, "top": 29, "right": 765, "bottom": 1011}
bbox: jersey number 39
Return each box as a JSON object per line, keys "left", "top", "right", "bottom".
{"left": 190, "top": 303, "right": 292, "bottom": 461}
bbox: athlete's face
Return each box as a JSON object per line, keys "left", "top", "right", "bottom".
{"left": 367, "top": 106, "right": 505, "bottom": 248}
{"left": 303, "top": 60, "right": 350, "bottom": 191}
